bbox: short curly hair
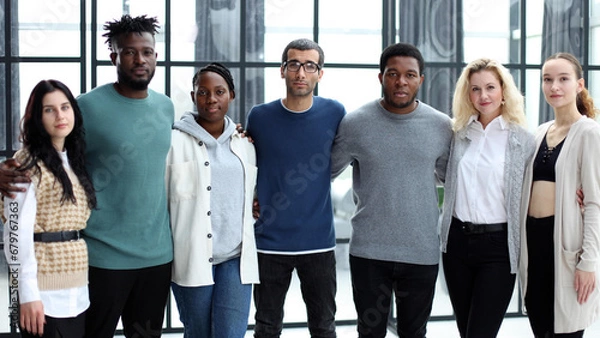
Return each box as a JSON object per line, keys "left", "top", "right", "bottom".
{"left": 102, "top": 14, "right": 160, "bottom": 52}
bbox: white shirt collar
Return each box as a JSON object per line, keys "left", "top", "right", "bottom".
{"left": 467, "top": 114, "right": 508, "bottom": 131}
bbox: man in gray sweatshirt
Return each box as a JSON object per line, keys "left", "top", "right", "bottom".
{"left": 331, "top": 43, "right": 452, "bottom": 338}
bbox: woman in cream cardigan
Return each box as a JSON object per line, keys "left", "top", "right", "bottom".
{"left": 166, "top": 63, "right": 259, "bottom": 338}
{"left": 520, "top": 52, "right": 600, "bottom": 337}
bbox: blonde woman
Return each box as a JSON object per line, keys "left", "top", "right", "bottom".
{"left": 441, "top": 58, "right": 535, "bottom": 337}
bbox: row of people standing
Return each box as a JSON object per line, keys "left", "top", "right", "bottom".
{"left": 1, "top": 14, "right": 599, "bottom": 338}
{"left": 441, "top": 53, "right": 600, "bottom": 338}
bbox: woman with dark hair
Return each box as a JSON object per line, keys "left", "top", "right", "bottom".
{"left": 2, "top": 80, "right": 96, "bottom": 337}
{"left": 520, "top": 53, "right": 600, "bottom": 337}
{"left": 167, "top": 63, "right": 258, "bottom": 338}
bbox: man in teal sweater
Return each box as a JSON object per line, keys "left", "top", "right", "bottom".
{"left": 0, "top": 15, "right": 174, "bottom": 338}
{"left": 78, "top": 15, "right": 174, "bottom": 338}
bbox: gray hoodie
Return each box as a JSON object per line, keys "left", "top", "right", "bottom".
{"left": 173, "top": 111, "right": 244, "bottom": 264}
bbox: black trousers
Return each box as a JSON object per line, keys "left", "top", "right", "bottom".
{"left": 525, "top": 216, "right": 584, "bottom": 338}
{"left": 350, "top": 255, "right": 438, "bottom": 338}
{"left": 20, "top": 311, "right": 85, "bottom": 338}
{"left": 442, "top": 218, "right": 515, "bottom": 338}
{"left": 85, "top": 262, "right": 172, "bottom": 338}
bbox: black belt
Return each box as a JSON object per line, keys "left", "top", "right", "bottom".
{"left": 452, "top": 217, "right": 507, "bottom": 235}
{"left": 33, "top": 230, "right": 81, "bottom": 243}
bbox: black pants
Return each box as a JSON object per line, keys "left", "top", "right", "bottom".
{"left": 350, "top": 255, "right": 438, "bottom": 338}
{"left": 442, "top": 218, "right": 515, "bottom": 338}
{"left": 20, "top": 311, "right": 85, "bottom": 338}
{"left": 525, "top": 216, "right": 584, "bottom": 338}
{"left": 85, "top": 262, "right": 172, "bottom": 338}
{"left": 253, "top": 252, "right": 337, "bottom": 338}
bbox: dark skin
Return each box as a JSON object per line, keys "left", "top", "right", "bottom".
{"left": 1, "top": 33, "right": 157, "bottom": 198}
{"left": 0, "top": 159, "right": 29, "bottom": 198}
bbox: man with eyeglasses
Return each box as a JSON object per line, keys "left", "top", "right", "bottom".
{"left": 245, "top": 38, "right": 346, "bottom": 338}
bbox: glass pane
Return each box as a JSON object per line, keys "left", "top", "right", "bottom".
{"left": 96, "top": 0, "right": 166, "bottom": 61}
{"left": 255, "top": 67, "right": 287, "bottom": 107}
{"left": 171, "top": 0, "right": 242, "bottom": 62}
{"left": 262, "top": 0, "right": 313, "bottom": 63}
{"left": 94, "top": 65, "right": 165, "bottom": 95}
{"left": 508, "top": 68, "right": 522, "bottom": 91}
{"left": 421, "top": 66, "right": 456, "bottom": 117}
{"left": 399, "top": 1, "right": 458, "bottom": 63}
{"left": 319, "top": 0, "right": 382, "bottom": 64}
{"left": 0, "top": 1, "right": 4, "bottom": 56}
{"left": 170, "top": 1, "right": 198, "bottom": 62}
{"left": 589, "top": 71, "right": 600, "bottom": 114}
{"left": 246, "top": 0, "right": 265, "bottom": 63}
{"left": 525, "top": 68, "right": 542, "bottom": 129}
{"left": 525, "top": 0, "right": 544, "bottom": 64}
{"left": 463, "top": 0, "right": 512, "bottom": 63}
{"left": 590, "top": 0, "right": 600, "bottom": 64}
{"left": 170, "top": 67, "right": 196, "bottom": 121}
{"left": 591, "top": 25, "right": 600, "bottom": 65}
{"left": 0, "top": 65, "right": 5, "bottom": 151}
{"left": 318, "top": 68, "right": 380, "bottom": 114}
{"left": 13, "top": 0, "right": 81, "bottom": 57}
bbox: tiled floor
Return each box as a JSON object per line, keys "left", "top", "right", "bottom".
{"left": 158, "top": 317, "right": 600, "bottom": 337}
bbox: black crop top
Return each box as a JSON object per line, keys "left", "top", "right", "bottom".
{"left": 532, "top": 135, "right": 565, "bottom": 182}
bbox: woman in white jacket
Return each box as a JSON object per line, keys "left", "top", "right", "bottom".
{"left": 166, "top": 63, "right": 259, "bottom": 338}
{"left": 520, "top": 53, "right": 600, "bottom": 337}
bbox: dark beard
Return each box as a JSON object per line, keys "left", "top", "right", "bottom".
{"left": 117, "top": 67, "right": 155, "bottom": 91}
{"left": 383, "top": 90, "right": 418, "bottom": 110}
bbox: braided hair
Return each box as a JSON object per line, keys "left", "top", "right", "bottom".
{"left": 192, "top": 62, "right": 235, "bottom": 95}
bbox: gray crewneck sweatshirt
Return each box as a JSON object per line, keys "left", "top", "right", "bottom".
{"left": 173, "top": 112, "right": 243, "bottom": 263}
{"left": 331, "top": 99, "right": 452, "bottom": 265}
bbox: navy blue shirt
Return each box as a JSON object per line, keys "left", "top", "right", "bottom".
{"left": 246, "top": 97, "right": 346, "bottom": 252}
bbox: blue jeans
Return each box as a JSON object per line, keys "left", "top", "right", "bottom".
{"left": 253, "top": 251, "right": 337, "bottom": 338}
{"left": 171, "top": 257, "right": 252, "bottom": 338}
{"left": 350, "top": 255, "right": 438, "bottom": 338}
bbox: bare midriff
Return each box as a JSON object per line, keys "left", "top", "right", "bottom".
{"left": 528, "top": 180, "right": 556, "bottom": 218}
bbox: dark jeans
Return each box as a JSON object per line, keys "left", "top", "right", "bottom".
{"left": 253, "top": 251, "right": 337, "bottom": 338}
{"left": 525, "top": 216, "right": 584, "bottom": 338}
{"left": 350, "top": 255, "right": 438, "bottom": 338}
{"left": 20, "top": 311, "right": 85, "bottom": 338}
{"left": 85, "top": 262, "right": 172, "bottom": 338}
{"left": 442, "top": 218, "right": 516, "bottom": 338}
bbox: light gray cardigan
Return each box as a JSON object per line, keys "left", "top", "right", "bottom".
{"left": 440, "top": 120, "right": 535, "bottom": 273}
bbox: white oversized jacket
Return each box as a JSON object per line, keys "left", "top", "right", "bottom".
{"left": 166, "top": 120, "right": 259, "bottom": 287}
{"left": 520, "top": 117, "right": 600, "bottom": 333}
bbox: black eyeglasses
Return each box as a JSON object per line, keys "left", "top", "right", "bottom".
{"left": 283, "top": 60, "right": 321, "bottom": 73}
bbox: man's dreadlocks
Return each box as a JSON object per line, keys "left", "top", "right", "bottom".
{"left": 102, "top": 14, "right": 160, "bottom": 52}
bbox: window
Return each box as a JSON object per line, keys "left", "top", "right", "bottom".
{"left": 1, "top": 0, "right": 600, "bottom": 335}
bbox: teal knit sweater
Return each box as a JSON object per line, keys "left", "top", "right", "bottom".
{"left": 77, "top": 83, "right": 174, "bottom": 269}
